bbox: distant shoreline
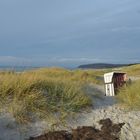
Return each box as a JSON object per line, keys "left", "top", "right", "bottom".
{"left": 78, "top": 63, "right": 139, "bottom": 69}
{"left": 0, "top": 66, "right": 40, "bottom": 72}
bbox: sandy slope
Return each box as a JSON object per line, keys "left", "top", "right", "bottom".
{"left": 68, "top": 84, "right": 140, "bottom": 140}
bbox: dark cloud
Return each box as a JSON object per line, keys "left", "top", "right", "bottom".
{"left": 0, "top": 0, "right": 140, "bottom": 67}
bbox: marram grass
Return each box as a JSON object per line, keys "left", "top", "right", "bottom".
{"left": 0, "top": 69, "right": 92, "bottom": 126}
{"left": 117, "top": 80, "right": 140, "bottom": 110}
{"left": 122, "top": 64, "right": 140, "bottom": 76}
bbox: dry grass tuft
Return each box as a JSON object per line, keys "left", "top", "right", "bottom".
{"left": 117, "top": 80, "right": 140, "bottom": 109}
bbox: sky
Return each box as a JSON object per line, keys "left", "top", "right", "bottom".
{"left": 0, "top": 0, "right": 140, "bottom": 68}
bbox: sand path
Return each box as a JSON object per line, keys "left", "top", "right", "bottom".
{"left": 68, "top": 84, "right": 140, "bottom": 140}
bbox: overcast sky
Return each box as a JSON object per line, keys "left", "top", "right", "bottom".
{"left": 0, "top": 0, "right": 140, "bottom": 67}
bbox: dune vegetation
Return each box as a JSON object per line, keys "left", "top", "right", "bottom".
{"left": 118, "top": 64, "right": 140, "bottom": 76}
{"left": 0, "top": 67, "right": 106, "bottom": 126}
{"left": 0, "top": 64, "right": 140, "bottom": 126}
{"left": 117, "top": 79, "right": 140, "bottom": 110}
{"left": 29, "top": 67, "right": 106, "bottom": 84}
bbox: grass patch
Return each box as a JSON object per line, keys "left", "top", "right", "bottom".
{"left": 0, "top": 69, "right": 92, "bottom": 126}
{"left": 117, "top": 80, "right": 140, "bottom": 110}
{"left": 28, "top": 67, "right": 108, "bottom": 85}
{"left": 115, "top": 64, "right": 140, "bottom": 76}
{"left": 0, "top": 67, "right": 118, "bottom": 128}
{"left": 124, "top": 64, "right": 140, "bottom": 76}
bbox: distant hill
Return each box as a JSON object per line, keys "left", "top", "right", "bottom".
{"left": 78, "top": 63, "right": 137, "bottom": 69}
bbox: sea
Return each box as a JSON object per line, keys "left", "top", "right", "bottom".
{"left": 0, "top": 66, "right": 74, "bottom": 72}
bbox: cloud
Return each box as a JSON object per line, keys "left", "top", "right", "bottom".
{"left": 111, "top": 26, "right": 140, "bottom": 32}
{"left": 49, "top": 57, "right": 140, "bottom": 64}
{"left": 48, "top": 57, "right": 102, "bottom": 63}
{"left": 62, "top": 58, "right": 99, "bottom": 62}
{"left": 0, "top": 56, "right": 32, "bottom": 66}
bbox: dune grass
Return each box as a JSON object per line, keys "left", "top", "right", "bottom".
{"left": 0, "top": 69, "right": 92, "bottom": 126}
{"left": 116, "top": 64, "right": 140, "bottom": 110}
{"left": 117, "top": 80, "right": 140, "bottom": 110}
{"left": 1, "top": 64, "right": 140, "bottom": 126}
{"left": 126, "top": 64, "right": 140, "bottom": 76}
{"left": 117, "top": 64, "right": 140, "bottom": 76}
{"left": 28, "top": 67, "right": 107, "bottom": 84}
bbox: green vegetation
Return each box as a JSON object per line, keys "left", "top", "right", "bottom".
{"left": 0, "top": 68, "right": 103, "bottom": 126}
{"left": 118, "top": 64, "right": 140, "bottom": 76}
{"left": 110, "top": 64, "right": 140, "bottom": 76}
{"left": 1, "top": 64, "right": 139, "bottom": 126}
{"left": 115, "top": 64, "right": 140, "bottom": 110}
{"left": 117, "top": 80, "right": 140, "bottom": 110}
{"left": 29, "top": 67, "right": 106, "bottom": 84}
